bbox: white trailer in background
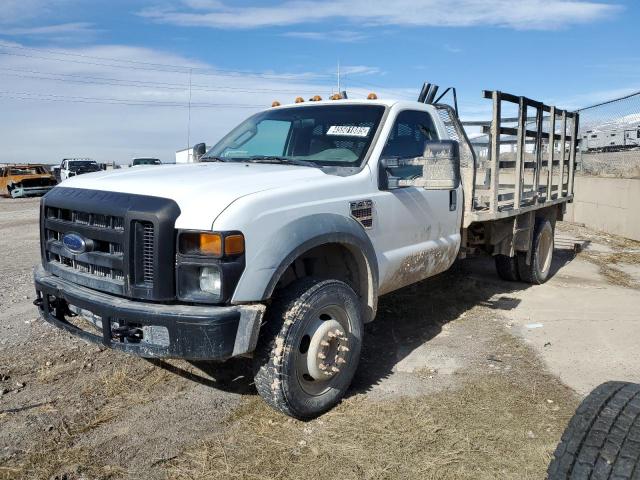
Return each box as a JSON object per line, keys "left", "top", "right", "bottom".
{"left": 176, "top": 143, "right": 207, "bottom": 163}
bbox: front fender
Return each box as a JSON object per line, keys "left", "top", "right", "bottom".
{"left": 231, "top": 214, "right": 379, "bottom": 320}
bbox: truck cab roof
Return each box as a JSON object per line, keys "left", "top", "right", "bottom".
{"left": 268, "top": 98, "right": 429, "bottom": 110}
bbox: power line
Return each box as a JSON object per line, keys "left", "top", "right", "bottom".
{"left": 0, "top": 68, "right": 329, "bottom": 95}
{"left": 0, "top": 43, "right": 334, "bottom": 81}
{"left": 0, "top": 90, "right": 263, "bottom": 108}
{"left": 577, "top": 90, "right": 640, "bottom": 112}
{"left": 0, "top": 40, "right": 336, "bottom": 79}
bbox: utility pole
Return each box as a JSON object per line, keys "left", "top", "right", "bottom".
{"left": 337, "top": 59, "right": 341, "bottom": 94}
{"left": 187, "top": 68, "right": 192, "bottom": 151}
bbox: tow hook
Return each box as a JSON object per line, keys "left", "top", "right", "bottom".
{"left": 33, "top": 297, "right": 43, "bottom": 307}
{"left": 112, "top": 325, "right": 143, "bottom": 343}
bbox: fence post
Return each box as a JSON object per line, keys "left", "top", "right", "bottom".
{"left": 568, "top": 113, "right": 579, "bottom": 197}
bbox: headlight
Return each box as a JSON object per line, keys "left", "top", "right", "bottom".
{"left": 176, "top": 230, "right": 245, "bottom": 304}
{"left": 199, "top": 266, "right": 221, "bottom": 295}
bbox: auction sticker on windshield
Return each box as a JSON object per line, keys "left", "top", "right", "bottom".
{"left": 327, "top": 125, "right": 371, "bottom": 137}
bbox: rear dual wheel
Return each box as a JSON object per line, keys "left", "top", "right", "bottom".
{"left": 494, "top": 218, "right": 554, "bottom": 284}
{"left": 253, "top": 278, "right": 363, "bottom": 419}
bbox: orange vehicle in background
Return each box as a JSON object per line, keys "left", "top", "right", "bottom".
{"left": 0, "top": 164, "right": 57, "bottom": 198}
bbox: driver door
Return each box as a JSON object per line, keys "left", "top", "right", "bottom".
{"left": 372, "top": 109, "right": 462, "bottom": 294}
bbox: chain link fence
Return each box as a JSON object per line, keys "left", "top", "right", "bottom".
{"left": 577, "top": 91, "right": 640, "bottom": 178}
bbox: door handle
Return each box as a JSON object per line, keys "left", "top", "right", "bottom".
{"left": 449, "top": 190, "right": 457, "bottom": 211}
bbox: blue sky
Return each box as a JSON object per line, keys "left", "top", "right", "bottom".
{"left": 0, "top": 0, "right": 636, "bottom": 163}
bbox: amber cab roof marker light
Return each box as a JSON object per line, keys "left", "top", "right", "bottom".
{"left": 367, "top": 92, "right": 378, "bottom": 100}
{"left": 295, "top": 96, "right": 305, "bottom": 103}
{"left": 271, "top": 100, "right": 281, "bottom": 107}
{"left": 330, "top": 93, "right": 342, "bottom": 100}
{"left": 310, "top": 95, "right": 322, "bottom": 102}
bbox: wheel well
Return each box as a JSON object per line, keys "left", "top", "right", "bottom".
{"left": 273, "top": 243, "right": 376, "bottom": 322}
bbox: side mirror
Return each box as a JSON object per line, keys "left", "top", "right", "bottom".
{"left": 379, "top": 140, "right": 460, "bottom": 191}
{"left": 193, "top": 143, "right": 207, "bottom": 160}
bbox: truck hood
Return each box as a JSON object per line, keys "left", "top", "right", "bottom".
{"left": 58, "top": 162, "right": 333, "bottom": 229}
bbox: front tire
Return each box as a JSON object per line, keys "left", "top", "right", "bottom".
{"left": 253, "top": 278, "right": 363, "bottom": 419}
{"left": 518, "top": 218, "right": 554, "bottom": 284}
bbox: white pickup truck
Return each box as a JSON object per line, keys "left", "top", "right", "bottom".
{"left": 33, "top": 85, "right": 579, "bottom": 418}
{"left": 59, "top": 158, "right": 101, "bottom": 181}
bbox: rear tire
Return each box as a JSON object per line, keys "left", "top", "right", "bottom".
{"left": 518, "top": 219, "right": 554, "bottom": 284}
{"left": 548, "top": 381, "right": 640, "bottom": 480}
{"left": 495, "top": 255, "right": 520, "bottom": 282}
{"left": 253, "top": 278, "right": 363, "bottom": 419}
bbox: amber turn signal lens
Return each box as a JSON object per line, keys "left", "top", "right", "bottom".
{"left": 179, "top": 232, "right": 222, "bottom": 256}
{"left": 224, "top": 234, "right": 245, "bottom": 255}
{"left": 199, "top": 233, "right": 222, "bottom": 255}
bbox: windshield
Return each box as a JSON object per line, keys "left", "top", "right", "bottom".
{"left": 9, "top": 166, "right": 46, "bottom": 175}
{"left": 69, "top": 161, "right": 98, "bottom": 170}
{"left": 205, "top": 104, "right": 386, "bottom": 167}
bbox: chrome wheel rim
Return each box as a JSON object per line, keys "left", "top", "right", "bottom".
{"left": 294, "top": 304, "right": 351, "bottom": 396}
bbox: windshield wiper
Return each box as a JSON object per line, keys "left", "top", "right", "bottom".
{"left": 245, "top": 156, "right": 320, "bottom": 168}
{"left": 200, "top": 156, "right": 230, "bottom": 162}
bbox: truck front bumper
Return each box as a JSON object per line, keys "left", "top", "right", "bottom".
{"left": 33, "top": 266, "right": 265, "bottom": 360}
{"left": 11, "top": 186, "right": 54, "bottom": 198}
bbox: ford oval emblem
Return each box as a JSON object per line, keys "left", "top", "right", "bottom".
{"left": 62, "top": 233, "right": 87, "bottom": 254}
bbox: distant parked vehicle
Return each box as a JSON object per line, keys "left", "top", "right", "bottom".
{"left": 0, "top": 164, "right": 57, "bottom": 198}
{"left": 60, "top": 158, "right": 100, "bottom": 181}
{"left": 131, "top": 158, "right": 162, "bottom": 167}
{"left": 176, "top": 143, "right": 207, "bottom": 163}
{"left": 98, "top": 161, "right": 120, "bottom": 171}
{"left": 581, "top": 124, "right": 640, "bottom": 152}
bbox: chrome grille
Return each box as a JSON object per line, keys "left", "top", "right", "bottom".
{"left": 43, "top": 207, "right": 126, "bottom": 291}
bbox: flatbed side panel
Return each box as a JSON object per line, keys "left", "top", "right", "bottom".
{"left": 466, "top": 195, "right": 571, "bottom": 223}
{"left": 464, "top": 91, "right": 579, "bottom": 226}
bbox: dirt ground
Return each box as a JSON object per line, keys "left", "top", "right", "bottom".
{"left": 0, "top": 197, "right": 638, "bottom": 480}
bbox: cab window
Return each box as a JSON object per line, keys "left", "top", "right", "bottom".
{"left": 381, "top": 110, "right": 439, "bottom": 180}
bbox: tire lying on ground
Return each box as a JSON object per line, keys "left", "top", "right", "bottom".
{"left": 548, "top": 381, "right": 640, "bottom": 480}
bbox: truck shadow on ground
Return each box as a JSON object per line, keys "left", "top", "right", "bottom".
{"left": 148, "top": 246, "right": 576, "bottom": 398}
{"left": 351, "top": 247, "right": 575, "bottom": 394}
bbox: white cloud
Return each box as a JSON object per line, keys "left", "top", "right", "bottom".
{"left": 139, "top": 0, "right": 621, "bottom": 31}
{"left": 283, "top": 30, "right": 368, "bottom": 42}
{"left": 1, "top": 22, "right": 94, "bottom": 36}
{"left": 339, "top": 65, "right": 381, "bottom": 76}
{"left": 0, "top": 42, "right": 399, "bottom": 164}
{"left": 443, "top": 44, "right": 462, "bottom": 54}
{"left": 0, "top": 0, "right": 77, "bottom": 24}
{"left": 0, "top": 0, "right": 94, "bottom": 41}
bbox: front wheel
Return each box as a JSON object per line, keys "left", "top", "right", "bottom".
{"left": 253, "top": 278, "right": 363, "bottom": 419}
